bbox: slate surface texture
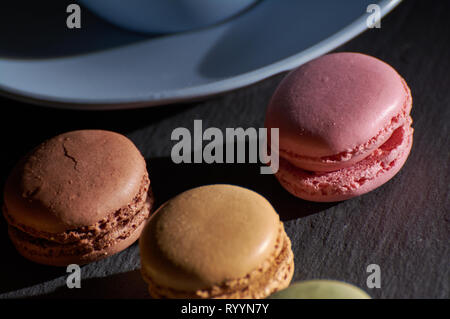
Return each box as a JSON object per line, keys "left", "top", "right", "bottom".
{"left": 0, "top": 0, "right": 448, "bottom": 299}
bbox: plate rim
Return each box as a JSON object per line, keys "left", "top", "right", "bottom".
{"left": 0, "top": 0, "right": 401, "bottom": 110}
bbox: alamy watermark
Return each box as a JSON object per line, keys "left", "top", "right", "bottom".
{"left": 170, "top": 120, "right": 279, "bottom": 174}
{"left": 66, "top": 4, "right": 81, "bottom": 29}
{"left": 66, "top": 264, "right": 81, "bottom": 288}
{"left": 367, "top": 4, "right": 382, "bottom": 28}
{"left": 366, "top": 264, "right": 381, "bottom": 288}
{"left": 66, "top": 3, "right": 386, "bottom": 30}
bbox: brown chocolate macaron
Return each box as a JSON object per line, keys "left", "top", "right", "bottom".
{"left": 3, "top": 130, "right": 153, "bottom": 266}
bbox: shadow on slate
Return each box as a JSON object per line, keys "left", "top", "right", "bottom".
{"left": 0, "top": 100, "right": 194, "bottom": 294}
{"left": 0, "top": 216, "right": 67, "bottom": 294}
{"left": 148, "top": 154, "right": 339, "bottom": 222}
{"left": 0, "top": 0, "right": 153, "bottom": 59}
{"left": 0, "top": 96, "right": 195, "bottom": 190}
{"left": 30, "top": 269, "right": 149, "bottom": 299}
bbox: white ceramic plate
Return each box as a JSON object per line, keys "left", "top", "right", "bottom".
{"left": 0, "top": 0, "right": 401, "bottom": 109}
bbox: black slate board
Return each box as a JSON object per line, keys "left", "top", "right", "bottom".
{"left": 0, "top": 0, "right": 448, "bottom": 299}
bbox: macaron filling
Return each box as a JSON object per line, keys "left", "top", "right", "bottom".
{"left": 141, "top": 222, "right": 294, "bottom": 299}
{"left": 276, "top": 122, "right": 413, "bottom": 201}
{"left": 3, "top": 175, "right": 153, "bottom": 263}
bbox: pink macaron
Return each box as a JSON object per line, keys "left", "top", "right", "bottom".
{"left": 265, "top": 52, "right": 413, "bottom": 202}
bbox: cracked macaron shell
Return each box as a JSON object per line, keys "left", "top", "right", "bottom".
{"left": 265, "top": 52, "right": 412, "bottom": 172}
{"left": 3, "top": 130, "right": 147, "bottom": 233}
{"left": 140, "top": 184, "right": 281, "bottom": 293}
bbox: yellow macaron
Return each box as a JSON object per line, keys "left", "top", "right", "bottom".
{"left": 139, "top": 184, "right": 294, "bottom": 298}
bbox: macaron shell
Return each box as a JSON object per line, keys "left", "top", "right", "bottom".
{"left": 277, "top": 88, "right": 411, "bottom": 172}
{"left": 276, "top": 123, "right": 413, "bottom": 202}
{"left": 140, "top": 185, "right": 280, "bottom": 292}
{"left": 8, "top": 197, "right": 152, "bottom": 266}
{"left": 269, "top": 280, "right": 371, "bottom": 299}
{"left": 265, "top": 52, "right": 412, "bottom": 170}
{"left": 3, "top": 130, "right": 147, "bottom": 233}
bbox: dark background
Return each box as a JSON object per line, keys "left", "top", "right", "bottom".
{"left": 0, "top": 0, "right": 448, "bottom": 299}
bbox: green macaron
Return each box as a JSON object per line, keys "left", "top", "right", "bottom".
{"left": 269, "top": 280, "right": 371, "bottom": 299}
